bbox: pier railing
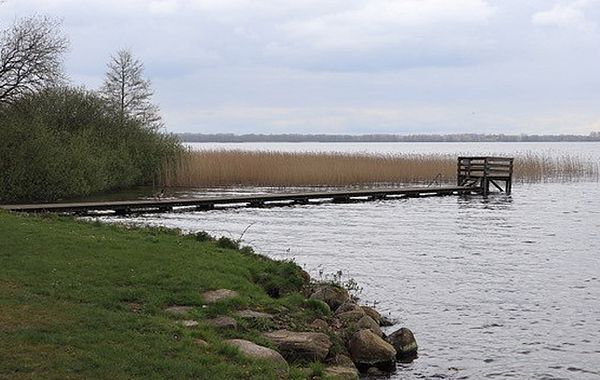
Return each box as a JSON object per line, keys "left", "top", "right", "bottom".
{"left": 457, "top": 156, "right": 514, "bottom": 195}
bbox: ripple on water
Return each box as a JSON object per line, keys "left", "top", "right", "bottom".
{"left": 101, "top": 181, "right": 600, "bottom": 379}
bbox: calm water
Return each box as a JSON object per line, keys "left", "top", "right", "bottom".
{"left": 105, "top": 143, "right": 600, "bottom": 379}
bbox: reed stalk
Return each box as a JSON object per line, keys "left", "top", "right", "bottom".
{"left": 160, "top": 150, "right": 599, "bottom": 188}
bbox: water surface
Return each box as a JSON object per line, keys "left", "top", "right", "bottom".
{"left": 101, "top": 142, "right": 600, "bottom": 379}
{"left": 104, "top": 181, "right": 600, "bottom": 379}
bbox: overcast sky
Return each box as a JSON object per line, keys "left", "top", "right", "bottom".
{"left": 2, "top": 0, "right": 600, "bottom": 134}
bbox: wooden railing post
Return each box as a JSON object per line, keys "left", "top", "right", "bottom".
{"left": 456, "top": 156, "right": 513, "bottom": 195}
{"left": 483, "top": 157, "right": 489, "bottom": 196}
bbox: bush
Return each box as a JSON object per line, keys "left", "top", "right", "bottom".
{"left": 215, "top": 236, "right": 240, "bottom": 250}
{"left": 304, "top": 299, "right": 331, "bottom": 316}
{"left": 194, "top": 231, "right": 214, "bottom": 242}
{"left": 0, "top": 86, "right": 181, "bottom": 203}
{"left": 253, "top": 260, "right": 307, "bottom": 298}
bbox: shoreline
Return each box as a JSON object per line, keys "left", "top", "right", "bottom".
{"left": 0, "top": 210, "right": 416, "bottom": 379}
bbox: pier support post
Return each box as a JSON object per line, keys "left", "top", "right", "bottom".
{"left": 114, "top": 208, "right": 130, "bottom": 216}
{"left": 195, "top": 204, "right": 214, "bottom": 211}
{"left": 332, "top": 195, "right": 350, "bottom": 203}
{"left": 457, "top": 156, "right": 513, "bottom": 196}
{"left": 369, "top": 194, "right": 386, "bottom": 201}
{"left": 247, "top": 200, "right": 265, "bottom": 208}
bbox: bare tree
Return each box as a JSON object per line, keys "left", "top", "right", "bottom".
{"left": 0, "top": 16, "right": 68, "bottom": 104}
{"left": 100, "top": 49, "right": 162, "bottom": 129}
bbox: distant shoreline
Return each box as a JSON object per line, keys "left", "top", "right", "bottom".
{"left": 177, "top": 133, "right": 600, "bottom": 143}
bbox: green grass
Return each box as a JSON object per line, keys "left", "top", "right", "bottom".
{"left": 0, "top": 211, "right": 327, "bottom": 379}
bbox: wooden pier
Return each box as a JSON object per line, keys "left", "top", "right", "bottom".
{"left": 457, "top": 156, "right": 513, "bottom": 196}
{"left": 0, "top": 186, "right": 477, "bottom": 215}
{"left": 0, "top": 157, "right": 513, "bottom": 216}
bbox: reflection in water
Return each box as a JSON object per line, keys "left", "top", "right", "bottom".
{"left": 100, "top": 181, "right": 600, "bottom": 379}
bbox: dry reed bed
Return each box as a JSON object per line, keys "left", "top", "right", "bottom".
{"left": 161, "top": 150, "right": 599, "bottom": 188}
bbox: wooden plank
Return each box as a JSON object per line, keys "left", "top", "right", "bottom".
{"left": 458, "top": 156, "right": 513, "bottom": 196}
{"left": 489, "top": 179, "right": 504, "bottom": 192}
{"left": 458, "top": 156, "right": 512, "bottom": 161}
{"left": 0, "top": 185, "right": 478, "bottom": 214}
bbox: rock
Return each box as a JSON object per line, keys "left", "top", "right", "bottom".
{"left": 348, "top": 329, "right": 396, "bottom": 371}
{"left": 379, "top": 316, "right": 395, "bottom": 327}
{"left": 335, "top": 301, "right": 363, "bottom": 315}
{"left": 324, "top": 366, "right": 360, "bottom": 380}
{"left": 177, "top": 320, "right": 199, "bottom": 327}
{"left": 310, "top": 285, "right": 350, "bottom": 310}
{"left": 299, "top": 269, "right": 312, "bottom": 285}
{"left": 387, "top": 327, "right": 418, "bottom": 360}
{"left": 201, "top": 289, "right": 239, "bottom": 303}
{"left": 235, "top": 310, "right": 274, "bottom": 319}
{"left": 208, "top": 316, "right": 237, "bottom": 329}
{"left": 225, "top": 339, "right": 288, "bottom": 373}
{"left": 336, "top": 325, "right": 359, "bottom": 345}
{"left": 164, "top": 305, "right": 194, "bottom": 315}
{"left": 337, "top": 310, "right": 366, "bottom": 324}
{"left": 310, "top": 318, "right": 330, "bottom": 331}
{"left": 366, "top": 366, "right": 385, "bottom": 376}
{"left": 330, "top": 354, "right": 357, "bottom": 369}
{"left": 307, "top": 299, "right": 331, "bottom": 314}
{"left": 193, "top": 338, "right": 209, "bottom": 347}
{"left": 361, "top": 306, "right": 381, "bottom": 325}
{"left": 357, "top": 316, "right": 383, "bottom": 337}
{"left": 263, "top": 330, "right": 332, "bottom": 361}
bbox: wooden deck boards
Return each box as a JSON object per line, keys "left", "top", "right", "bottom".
{"left": 0, "top": 185, "right": 479, "bottom": 215}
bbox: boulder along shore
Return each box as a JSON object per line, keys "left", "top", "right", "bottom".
{"left": 1, "top": 211, "right": 418, "bottom": 379}
{"left": 191, "top": 279, "right": 419, "bottom": 379}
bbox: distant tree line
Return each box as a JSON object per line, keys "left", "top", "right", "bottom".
{"left": 0, "top": 14, "right": 179, "bottom": 203}
{"left": 178, "top": 132, "right": 600, "bottom": 143}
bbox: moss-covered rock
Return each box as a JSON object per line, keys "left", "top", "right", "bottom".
{"left": 348, "top": 329, "right": 396, "bottom": 371}
{"left": 310, "top": 285, "right": 350, "bottom": 310}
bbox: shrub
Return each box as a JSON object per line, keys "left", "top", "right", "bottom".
{"left": 304, "top": 299, "right": 331, "bottom": 316}
{"left": 0, "top": 86, "right": 181, "bottom": 203}
{"left": 253, "top": 260, "right": 307, "bottom": 298}
{"left": 194, "top": 231, "right": 214, "bottom": 242}
{"left": 215, "top": 236, "right": 240, "bottom": 250}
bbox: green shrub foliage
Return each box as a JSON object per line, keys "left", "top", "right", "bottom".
{"left": 215, "top": 236, "right": 240, "bottom": 250}
{"left": 0, "top": 86, "right": 180, "bottom": 202}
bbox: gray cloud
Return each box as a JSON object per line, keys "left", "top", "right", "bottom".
{"left": 1, "top": 0, "right": 599, "bottom": 134}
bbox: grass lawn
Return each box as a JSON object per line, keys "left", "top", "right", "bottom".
{"left": 0, "top": 211, "right": 329, "bottom": 379}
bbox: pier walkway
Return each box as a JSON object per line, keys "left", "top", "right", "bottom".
{"left": 1, "top": 185, "right": 478, "bottom": 216}
{"left": 1, "top": 157, "right": 513, "bottom": 216}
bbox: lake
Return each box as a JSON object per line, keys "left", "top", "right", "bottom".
{"left": 105, "top": 142, "right": 600, "bottom": 379}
